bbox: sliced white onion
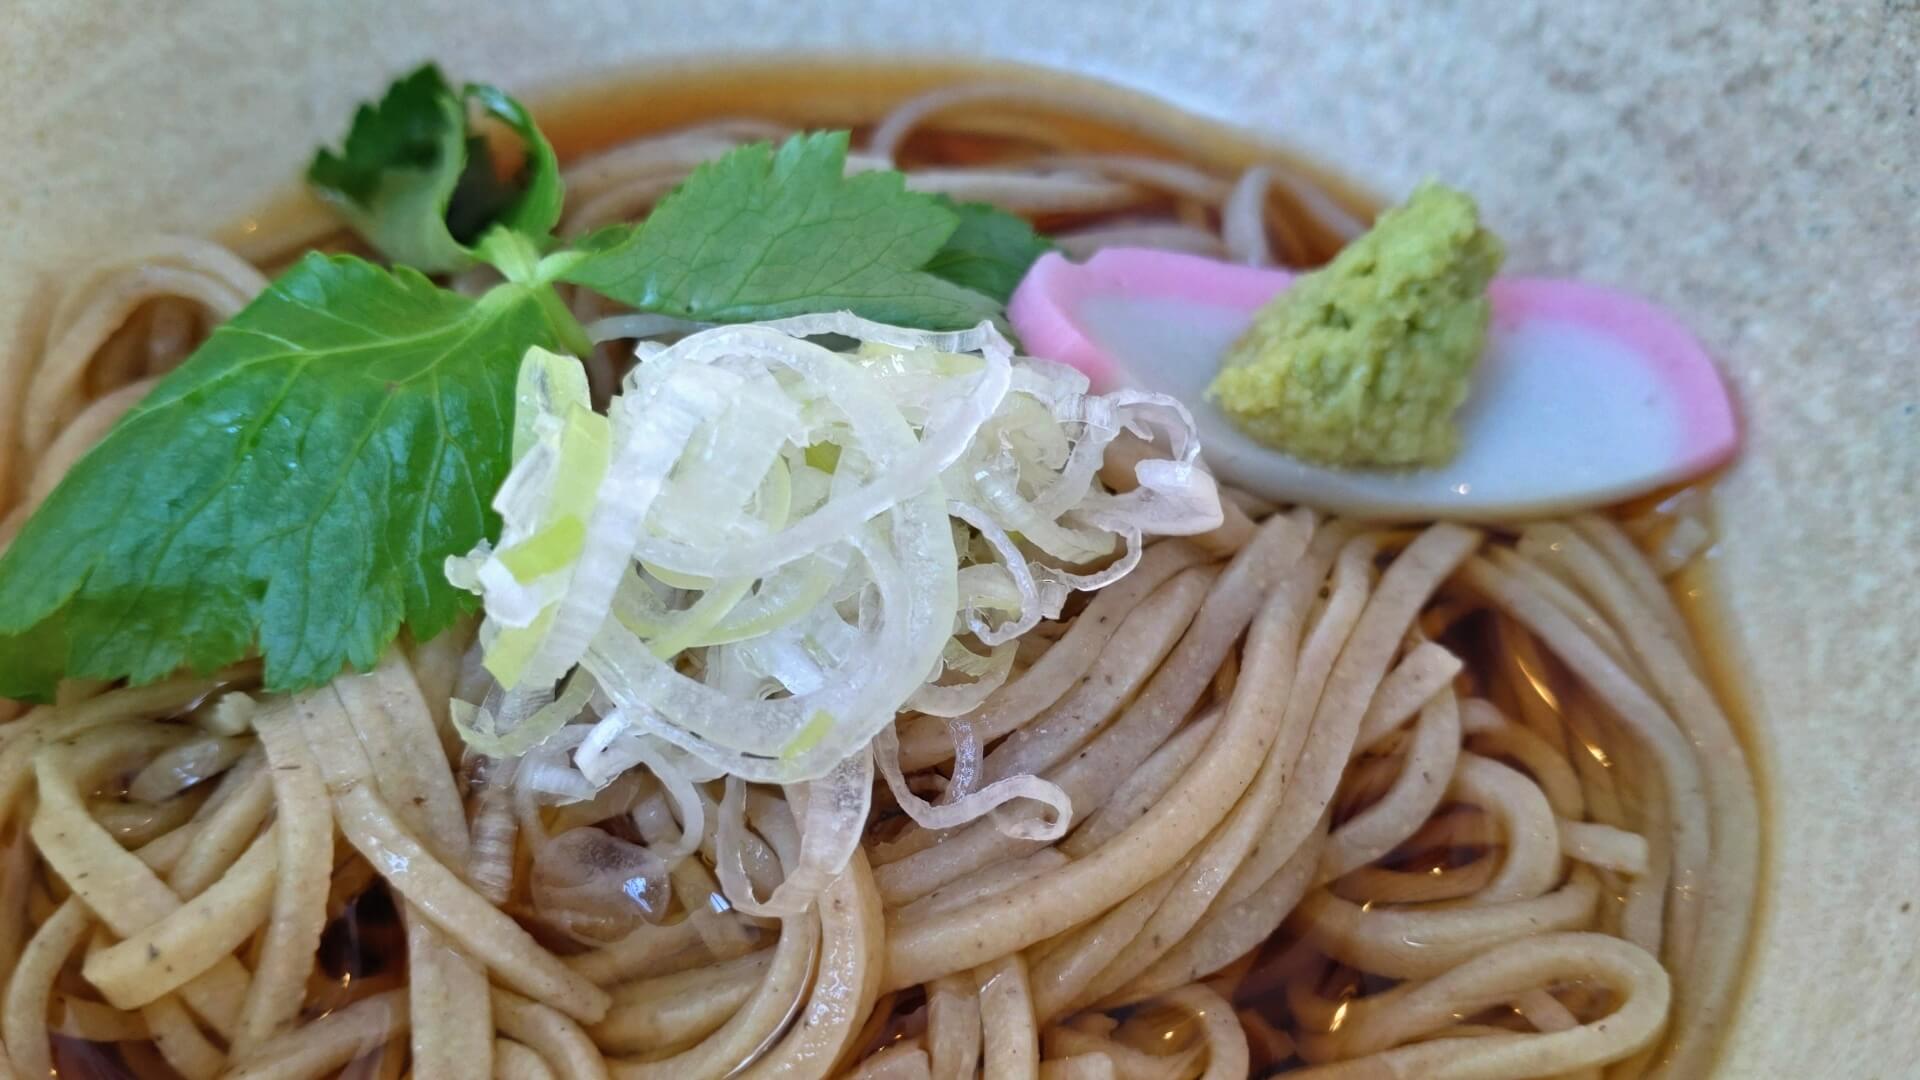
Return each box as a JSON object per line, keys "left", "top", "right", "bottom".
{"left": 452, "top": 314, "right": 1222, "bottom": 908}
{"left": 873, "top": 725, "right": 1070, "bottom": 842}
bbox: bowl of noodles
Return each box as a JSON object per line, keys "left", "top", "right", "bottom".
{"left": 0, "top": 4, "right": 1913, "bottom": 1079}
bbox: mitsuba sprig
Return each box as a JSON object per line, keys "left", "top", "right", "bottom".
{"left": 0, "top": 64, "right": 1051, "bottom": 700}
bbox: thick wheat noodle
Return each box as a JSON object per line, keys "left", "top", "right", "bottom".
{"left": 894, "top": 539, "right": 1208, "bottom": 771}
{"left": 1242, "top": 525, "right": 1485, "bottom": 903}
{"left": 498, "top": 1039, "right": 561, "bottom": 1080}
{"left": 140, "top": 994, "right": 224, "bottom": 1079}
{"left": 1002, "top": 510, "right": 1302, "bottom": 817}
{"left": 1061, "top": 707, "right": 1219, "bottom": 857}
{"left": 875, "top": 518, "right": 1299, "bottom": 906}
{"left": 976, "top": 954, "right": 1039, "bottom": 1080}
{"left": 1117, "top": 825, "right": 1325, "bottom": 1003}
{"left": 1352, "top": 641, "right": 1466, "bottom": 755}
{"left": 87, "top": 786, "right": 208, "bottom": 846}
{"left": 1524, "top": 520, "right": 1758, "bottom": 1077}
{"left": 1559, "top": 819, "right": 1650, "bottom": 874}
{"left": 328, "top": 779, "right": 610, "bottom": 1020}
{"left": 23, "top": 266, "right": 251, "bottom": 454}
{"left": 609, "top": 806, "right": 814, "bottom": 1077}
{"left": 1069, "top": 533, "right": 1349, "bottom": 1007}
{"left": 1545, "top": 682, "right": 1631, "bottom": 836}
{"left": 1203, "top": 524, "right": 1368, "bottom": 910}
{"left": 226, "top": 989, "right": 409, "bottom": 1080}
{"left": 566, "top": 914, "right": 741, "bottom": 987}
{"left": 977, "top": 565, "right": 1214, "bottom": 784}
{"left": 883, "top": 515, "right": 1311, "bottom": 988}
{"left": 890, "top": 518, "right": 1279, "bottom": 905}
{"left": 1153, "top": 984, "right": 1248, "bottom": 1080}
{"left": 1191, "top": 643, "right": 1236, "bottom": 706}
{"left": 28, "top": 727, "right": 250, "bottom": 1038}
{"left": 1336, "top": 861, "right": 1500, "bottom": 905}
{"left": 1223, "top": 167, "right": 1275, "bottom": 265}
{"left": 1458, "top": 698, "right": 1585, "bottom": 818}
{"left": 1302, "top": 867, "right": 1602, "bottom": 980}
{"left": 1486, "top": 616, "right": 1574, "bottom": 751}
{"left": 844, "top": 990, "right": 905, "bottom": 1076}
{"left": 82, "top": 823, "right": 276, "bottom": 1009}
{"left": 731, "top": 854, "right": 885, "bottom": 1080}
{"left": 1510, "top": 988, "right": 1590, "bottom": 1066}
{"left": 2, "top": 899, "right": 89, "bottom": 1080}
{"left": 559, "top": 123, "right": 788, "bottom": 205}
{"left": 1485, "top": 549, "right": 1638, "bottom": 677}
{"left": 1057, "top": 223, "right": 1227, "bottom": 259}
{"left": 407, "top": 909, "right": 496, "bottom": 1080}
{"left": 1569, "top": 515, "right": 1698, "bottom": 664}
{"left": 1505, "top": 983, "right": 1582, "bottom": 1037}
{"left": 22, "top": 376, "right": 156, "bottom": 509}
{"left": 691, "top": 776, "right": 776, "bottom": 862}
{"left": 0, "top": 671, "right": 242, "bottom": 837}
{"left": 1043, "top": 1024, "right": 1200, "bottom": 1080}
{"left": 1288, "top": 933, "right": 1669, "bottom": 1079}
{"left": 233, "top": 706, "right": 335, "bottom": 1060}
{"left": 848, "top": 1041, "right": 932, "bottom": 1080}
{"left": 1035, "top": 153, "right": 1233, "bottom": 201}
{"left": 406, "top": 620, "right": 478, "bottom": 753}
{"left": 52, "top": 288, "right": 181, "bottom": 401}
{"left": 1028, "top": 870, "right": 1184, "bottom": 1021}
{"left": 563, "top": 174, "right": 694, "bottom": 237}
{"left": 927, "top": 972, "right": 982, "bottom": 1080}
{"left": 494, "top": 988, "right": 612, "bottom": 1080}
{"left": 889, "top": 848, "right": 1070, "bottom": 927}
{"left": 906, "top": 168, "right": 1142, "bottom": 212}
{"left": 1453, "top": 753, "right": 1565, "bottom": 902}
{"left": 1458, "top": 560, "right": 1711, "bottom": 975}
{"left": 299, "top": 680, "right": 607, "bottom": 1021}
{"left": 163, "top": 747, "right": 272, "bottom": 897}
{"left": 0, "top": 826, "right": 34, "bottom": 982}
{"left": 1564, "top": 693, "right": 1671, "bottom": 958}
{"left": 591, "top": 948, "right": 773, "bottom": 1053}
{"left": 44, "top": 236, "right": 268, "bottom": 337}
{"left": 870, "top": 82, "right": 1292, "bottom": 199}
{"left": 661, "top": 839, "right": 759, "bottom": 954}
{"left": 53, "top": 994, "right": 150, "bottom": 1042}
{"left": 1322, "top": 687, "right": 1462, "bottom": 880}
{"left": 1037, "top": 1053, "right": 1115, "bottom": 1079}
{"left": 333, "top": 656, "right": 470, "bottom": 863}
{"left": 331, "top": 663, "right": 494, "bottom": 1076}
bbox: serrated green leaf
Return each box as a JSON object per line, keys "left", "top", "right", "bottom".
{"left": 0, "top": 253, "right": 565, "bottom": 699}
{"left": 923, "top": 198, "right": 1055, "bottom": 302}
{"left": 559, "top": 131, "right": 1001, "bottom": 329}
{"left": 307, "top": 65, "right": 562, "bottom": 273}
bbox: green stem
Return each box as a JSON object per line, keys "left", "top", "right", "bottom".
{"left": 534, "top": 284, "right": 593, "bottom": 359}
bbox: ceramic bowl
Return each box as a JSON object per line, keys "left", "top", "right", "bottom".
{"left": 3, "top": 1, "right": 1914, "bottom": 1072}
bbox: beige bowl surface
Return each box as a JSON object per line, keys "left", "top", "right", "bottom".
{"left": 3, "top": 1, "right": 1915, "bottom": 1073}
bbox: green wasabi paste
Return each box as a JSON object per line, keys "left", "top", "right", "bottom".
{"left": 1208, "top": 183, "right": 1503, "bottom": 467}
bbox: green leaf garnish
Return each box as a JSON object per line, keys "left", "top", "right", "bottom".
{"left": 923, "top": 197, "right": 1055, "bottom": 303}
{"left": 0, "top": 254, "right": 568, "bottom": 699}
{"left": 559, "top": 131, "right": 1001, "bottom": 329}
{"left": 307, "top": 64, "right": 561, "bottom": 273}
{"left": 0, "top": 67, "right": 1067, "bottom": 703}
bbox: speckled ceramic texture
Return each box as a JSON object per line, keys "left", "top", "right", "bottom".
{"left": 2, "top": 0, "right": 1914, "bottom": 1071}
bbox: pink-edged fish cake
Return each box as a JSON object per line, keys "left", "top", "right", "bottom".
{"left": 1009, "top": 247, "right": 1739, "bottom": 520}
